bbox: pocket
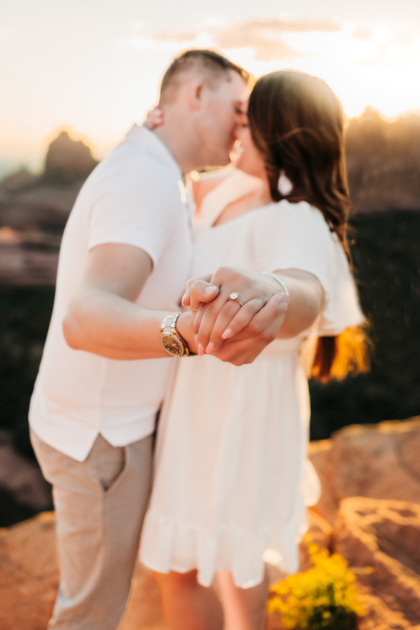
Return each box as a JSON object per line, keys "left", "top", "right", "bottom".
{"left": 104, "top": 449, "right": 129, "bottom": 495}
{"left": 96, "top": 441, "right": 129, "bottom": 495}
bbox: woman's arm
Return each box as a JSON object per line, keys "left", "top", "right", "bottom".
{"left": 268, "top": 269, "right": 324, "bottom": 339}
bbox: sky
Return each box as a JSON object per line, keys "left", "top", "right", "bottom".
{"left": 1, "top": 0, "right": 420, "bottom": 175}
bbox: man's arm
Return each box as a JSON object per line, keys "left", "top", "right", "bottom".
{"left": 62, "top": 243, "right": 217, "bottom": 360}
{"left": 62, "top": 244, "right": 298, "bottom": 366}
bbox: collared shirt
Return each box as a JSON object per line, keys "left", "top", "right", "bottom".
{"left": 29, "top": 125, "right": 192, "bottom": 461}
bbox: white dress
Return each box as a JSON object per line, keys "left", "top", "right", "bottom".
{"left": 140, "top": 170, "right": 364, "bottom": 588}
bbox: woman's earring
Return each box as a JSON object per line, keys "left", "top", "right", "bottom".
{"left": 277, "top": 170, "right": 293, "bottom": 196}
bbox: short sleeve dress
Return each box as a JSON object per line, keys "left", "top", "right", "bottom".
{"left": 140, "top": 170, "right": 364, "bottom": 589}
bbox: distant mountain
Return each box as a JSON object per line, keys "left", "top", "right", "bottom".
{"left": 0, "top": 159, "right": 33, "bottom": 183}
{"left": 1, "top": 168, "right": 34, "bottom": 190}
{"left": 45, "top": 131, "right": 98, "bottom": 174}
{"left": 345, "top": 108, "right": 420, "bottom": 213}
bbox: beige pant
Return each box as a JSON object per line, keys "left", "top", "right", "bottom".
{"left": 31, "top": 430, "right": 153, "bottom": 630}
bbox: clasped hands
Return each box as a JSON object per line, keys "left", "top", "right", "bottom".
{"left": 177, "top": 267, "right": 288, "bottom": 366}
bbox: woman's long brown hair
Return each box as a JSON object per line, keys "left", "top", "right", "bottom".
{"left": 248, "top": 70, "right": 369, "bottom": 382}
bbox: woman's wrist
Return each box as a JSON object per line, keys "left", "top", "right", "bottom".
{"left": 175, "top": 311, "right": 197, "bottom": 354}
{"left": 261, "top": 271, "right": 289, "bottom": 296}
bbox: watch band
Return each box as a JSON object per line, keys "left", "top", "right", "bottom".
{"left": 161, "top": 312, "right": 183, "bottom": 334}
{"left": 161, "top": 312, "right": 196, "bottom": 356}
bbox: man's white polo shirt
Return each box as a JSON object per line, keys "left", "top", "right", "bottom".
{"left": 29, "top": 125, "right": 192, "bottom": 461}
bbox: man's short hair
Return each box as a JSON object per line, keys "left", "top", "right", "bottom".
{"left": 159, "top": 49, "right": 250, "bottom": 102}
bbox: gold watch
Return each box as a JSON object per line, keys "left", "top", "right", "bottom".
{"left": 160, "top": 312, "right": 196, "bottom": 357}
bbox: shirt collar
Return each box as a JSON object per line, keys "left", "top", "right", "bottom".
{"left": 125, "top": 124, "right": 183, "bottom": 181}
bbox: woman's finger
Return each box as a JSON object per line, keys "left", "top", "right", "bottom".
{"left": 229, "top": 293, "right": 288, "bottom": 345}
{"left": 206, "top": 298, "right": 264, "bottom": 354}
{"left": 196, "top": 300, "right": 240, "bottom": 354}
{"left": 143, "top": 107, "right": 164, "bottom": 130}
{"left": 194, "top": 290, "right": 236, "bottom": 353}
{"left": 211, "top": 293, "right": 288, "bottom": 363}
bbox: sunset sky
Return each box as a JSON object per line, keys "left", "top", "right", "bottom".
{"left": 1, "top": 0, "right": 420, "bottom": 176}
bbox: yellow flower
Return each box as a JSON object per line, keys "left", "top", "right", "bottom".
{"left": 268, "top": 543, "right": 366, "bottom": 629}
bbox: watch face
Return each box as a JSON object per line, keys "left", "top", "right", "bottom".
{"left": 161, "top": 333, "right": 185, "bottom": 356}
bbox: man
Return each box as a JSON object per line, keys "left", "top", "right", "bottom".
{"left": 29, "top": 49, "right": 286, "bottom": 630}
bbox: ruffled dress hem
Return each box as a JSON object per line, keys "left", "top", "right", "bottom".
{"left": 140, "top": 508, "right": 307, "bottom": 588}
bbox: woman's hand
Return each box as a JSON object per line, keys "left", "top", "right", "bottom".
{"left": 181, "top": 272, "right": 286, "bottom": 364}
{"left": 210, "top": 294, "right": 288, "bottom": 365}
{"left": 184, "top": 267, "right": 324, "bottom": 360}
{"left": 184, "top": 268, "right": 285, "bottom": 356}
{"left": 143, "top": 107, "right": 164, "bottom": 130}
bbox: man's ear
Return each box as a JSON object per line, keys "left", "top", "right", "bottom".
{"left": 187, "top": 80, "right": 204, "bottom": 112}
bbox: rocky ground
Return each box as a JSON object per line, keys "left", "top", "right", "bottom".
{"left": 1, "top": 418, "right": 420, "bottom": 629}
{"left": 1, "top": 125, "right": 420, "bottom": 627}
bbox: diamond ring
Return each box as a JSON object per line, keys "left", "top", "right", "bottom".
{"left": 228, "top": 292, "right": 243, "bottom": 307}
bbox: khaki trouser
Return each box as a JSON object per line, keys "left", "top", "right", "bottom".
{"left": 31, "top": 430, "right": 153, "bottom": 630}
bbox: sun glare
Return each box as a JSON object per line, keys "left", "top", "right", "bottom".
{"left": 372, "top": 26, "right": 392, "bottom": 45}
{"left": 1, "top": 10, "right": 419, "bottom": 172}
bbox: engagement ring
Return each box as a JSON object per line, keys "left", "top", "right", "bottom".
{"left": 228, "top": 292, "right": 243, "bottom": 307}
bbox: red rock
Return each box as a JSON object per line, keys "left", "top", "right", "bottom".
{"left": 3, "top": 420, "right": 420, "bottom": 629}
{"left": 0, "top": 508, "right": 334, "bottom": 630}
{"left": 335, "top": 497, "right": 420, "bottom": 630}
{"left": 308, "top": 418, "right": 420, "bottom": 525}
{"left": 0, "top": 512, "right": 58, "bottom": 630}
{"left": 0, "top": 512, "right": 166, "bottom": 630}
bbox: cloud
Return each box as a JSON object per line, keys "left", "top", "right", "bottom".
{"left": 243, "top": 18, "right": 341, "bottom": 34}
{"left": 210, "top": 22, "right": 301, "bottom": 61}
{"left": 126, "top": 17, "right": 420, "bottom": 97}
{"left": 132, "top": 18, "right": 342, "bottom": 62}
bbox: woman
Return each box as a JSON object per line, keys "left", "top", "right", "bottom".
{"left": 140, "top": 70, "right": 367, "bottom": 630}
